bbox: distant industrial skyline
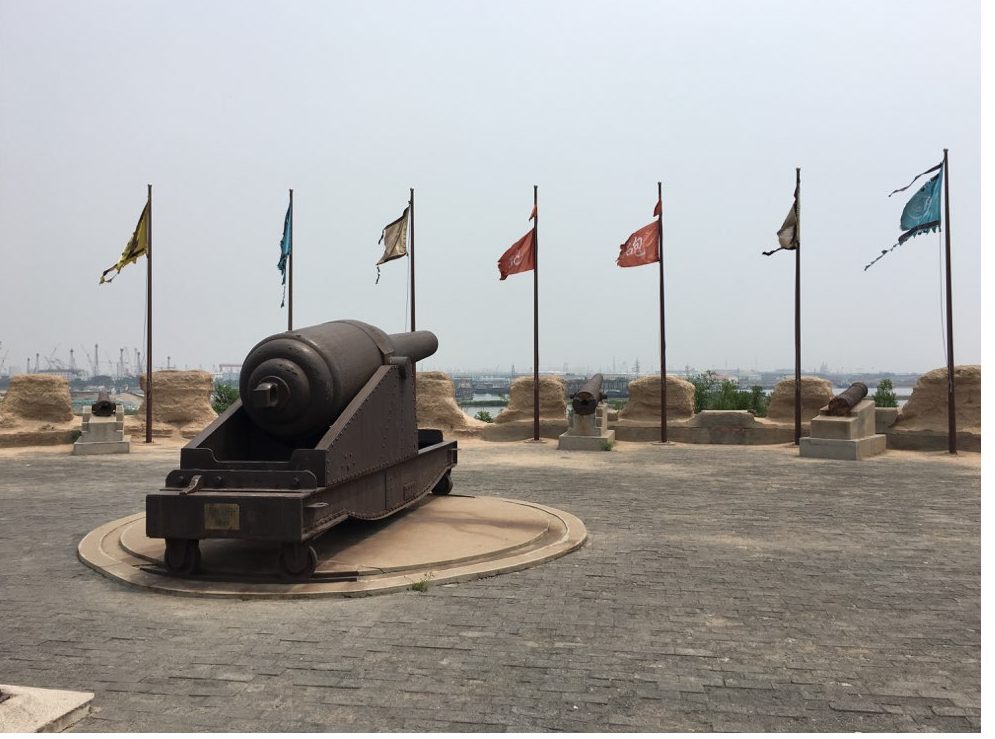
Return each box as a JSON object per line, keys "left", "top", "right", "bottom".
{"left": 0, "top": 344, "right": 934, "bottom": 383}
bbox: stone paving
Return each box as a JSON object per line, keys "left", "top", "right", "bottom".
{"left": 0, "top": 441, "right": 980, "bottom": 731}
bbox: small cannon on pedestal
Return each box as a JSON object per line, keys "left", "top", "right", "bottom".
{"left": 571, "top": 374, "right": 607, "bottom": 417}
{"left": 73, "top": 390, "right": 129, "bottom": 455}
{"left": 825, "top": 382, "right": 868, "bottom": 417}
{"left": 91, "top": 390, "right": 116, "bottom": 417}
{"left": 145, "top": 320, "right": 458, "bottom": 580}
{"left": 800, "top": 381, "right": 885, "bottom": 460}
{"left": 558, "top": 374, "right": 615, "bottom": 451}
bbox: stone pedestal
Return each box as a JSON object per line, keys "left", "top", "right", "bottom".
{"left": 799, "top": 399, "right": 886, "bottom": 460}
{"left": 73, "top": 405, "right": 130, "bottom": 455}
{"left": 875, "top": 406, "right": 899, "bottom": 434}
{"left": 558, "top": 405, "right": 615, "bottom": 451}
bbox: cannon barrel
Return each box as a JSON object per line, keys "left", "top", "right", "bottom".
{"left": 571, "top": 373, "right": 606, "bottom": 416}
{"left": 825, "top": 382, "right": 869, "bottom": 417}
{"left": 239, "top": 320, "right": 438, "bottom": 441}
{"left": 91, "top": 390, "right": 115, "bottom": 417}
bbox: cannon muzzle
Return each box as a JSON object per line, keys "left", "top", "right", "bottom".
{"left": 571, "top": 373, "right": 606, "bottom": 416}
{"left": 239, "top": 320, "right": 438, "bottom": 441}
{"left": 91, "top": 390, "right": 116, "bottom": 417}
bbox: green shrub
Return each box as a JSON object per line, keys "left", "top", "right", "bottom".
{"left": 211, "top": 381, "right": 239, "bottom": 414}
{"left": 873, "top": 378, "right": 898, "bottom": 408}
{"left": 474, "top": 410, "right": 494, "bottom": 423}
{"left": 749, "top": 385, "right": 769, "bottom": 417}
{"left": 688, "top": 371, "right": 718, "bottom": 413}
{"left": 688, "top": 372, "right": 769, "bottom": 416}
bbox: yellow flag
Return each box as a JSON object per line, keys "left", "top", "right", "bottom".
{"left": 100, "top": 200, "right": 149, "bottom": 284}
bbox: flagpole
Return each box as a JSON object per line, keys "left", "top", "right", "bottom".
{"left": 532, "top": 185, "right": 540, "bottom": 443}
{"left": 793, "top": 167, "right": 801, "bottom": 446}
{"left": 288, "top": 188, "right": 294, "bottom": 332}
{"left": 657, "top": 181, "right": 667, "bottom": 444}
{"left": 145, "top": 184, "right": 153, "bottom": 444}
{"left": 410, "top": 187, "right": 416, "bottom": 332}
{"left": 943, "top": 149, "right": 956, "bottom": 454}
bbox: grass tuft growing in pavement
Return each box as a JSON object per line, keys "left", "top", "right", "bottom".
{"left": 409, "top": 575, "right": 432, "bottom": 592}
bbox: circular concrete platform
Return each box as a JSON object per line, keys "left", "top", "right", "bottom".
{"left": 78, "top": 495, "right": 587, "bottom": 598}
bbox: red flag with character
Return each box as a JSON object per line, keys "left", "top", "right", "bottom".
{"left": 616, "top": 221, "right": 659, "bottom": 268}
{"left": 498, "top": 230, "right": 535, "bottom": 279}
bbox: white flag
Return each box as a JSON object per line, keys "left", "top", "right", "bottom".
{"left": 376, "top": 206, "right": 409, "bottom": 283}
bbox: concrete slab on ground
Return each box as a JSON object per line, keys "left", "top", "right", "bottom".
{"left": 557, "top": 430, "right": 615, "bottom": 451}
{"left": 0, "top": 684, "right": 92, "bottom": 733}
{"left": 799, "top": 434, "right": 888, "bottom": 460}
{"left": 481, "top": 419, "right": 567, "bottom": 441}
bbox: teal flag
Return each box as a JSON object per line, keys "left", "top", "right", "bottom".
{"left": 864, "top": 161, "right": 944, "bottom": 271}
{"left": 898, "top": 169, "right": 943, "bottom": 244}
{"left": 277, "top": 201, "right": 292, "bottom": 307}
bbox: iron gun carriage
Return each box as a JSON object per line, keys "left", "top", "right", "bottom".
{"left": 146, "top": 319, "right": 458, "bottom": 580}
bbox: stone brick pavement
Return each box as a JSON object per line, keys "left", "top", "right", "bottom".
{"left": 0, "top": 441, "right": 980, "bottom": 731}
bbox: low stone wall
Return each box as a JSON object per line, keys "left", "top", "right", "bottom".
{"left": 884, "top": 430, "right": 980, "bottom": 453}
{"left": 613, "top": 412, "right": 797, "bottom": 445}
{"left": 480, "top": 419, "right": 569, "bottom": 442}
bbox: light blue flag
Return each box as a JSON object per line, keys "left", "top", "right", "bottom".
{"left": 864, "top": 161, "right": 944, "bottom": 271}
{"left": 277, "top": 202, "right": 292, "bottom": 307}
{"left": 897, "top": 169, "right": 943, "bottom": 244}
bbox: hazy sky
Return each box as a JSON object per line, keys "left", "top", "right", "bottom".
{"left": 0, "top": 0, "right": 982, "bottom": 377}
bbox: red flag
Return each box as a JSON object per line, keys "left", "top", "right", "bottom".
{"left": 529, "top": 204, "right": 537, "bottom": 221}
{"left": 616, "top": 221, "right": 659, "bottom": 268}
{"left": 653, "top": 198, "right": 662, "bottom": 217}
{"left": 498, "top": 230, "right": 535, "bottom": 280}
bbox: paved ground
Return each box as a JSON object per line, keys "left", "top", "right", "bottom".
{"left": 0, "top": 440, "right": 980, "bottom": 732}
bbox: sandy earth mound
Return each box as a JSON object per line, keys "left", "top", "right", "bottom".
{"left": 894, "top": 365, "right": 980, "bottom": 433}
{"left": 618, "top": 375, "right": 695, "bottom": 421}
{"left": 0, "top": 374, "right": 74, "bottom": 426}
{"left": 494, "top": 375, "right": 566, "bottom": 423}
{"left": 766, "top": 376, "right": 834, "bottom": 423}
{"left": 129, "top": 370, "right": 217, "bottom": 439}
{"left": 416, "top": 371, "right": 486, "bottom": 434}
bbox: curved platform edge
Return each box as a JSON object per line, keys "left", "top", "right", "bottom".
{"left": 77, "top": 497, "right": 587, "bottom": 599}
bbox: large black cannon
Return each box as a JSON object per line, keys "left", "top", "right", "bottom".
{"left": 146, "top": 320, "right": 458, "bottom": 580}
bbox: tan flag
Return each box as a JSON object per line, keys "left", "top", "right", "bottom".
{"left": 776, "top": 184, "right": 799, "bottom": 250}
{"left": 376, "top": 206, "right": 409, "bottom": 283}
